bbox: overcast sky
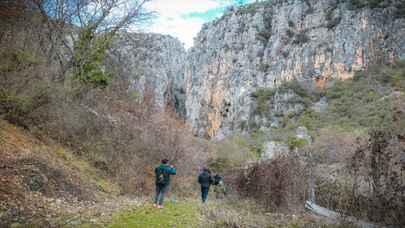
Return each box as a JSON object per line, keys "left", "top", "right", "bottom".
{"left": 144, "top": 0, "right": 256, "bottom": 48}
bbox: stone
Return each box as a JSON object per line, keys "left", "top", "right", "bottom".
{"left": 296, "top": 126, "right": 312, "bottom": 143}
{"left": 312, "top": 97, "right": 328, "bottom": 113}
{"left": 261, "top": 141, "right": 289, "bottom": 161}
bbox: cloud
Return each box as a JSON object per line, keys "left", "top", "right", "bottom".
{"left": 143, "top": 0, "right": 255, "bottom": 49}
{"left": 145, "top": 0, "right": 221, "bottom": 17}
{"left": 147, "top": 15, "right": 206, "bottom": 49}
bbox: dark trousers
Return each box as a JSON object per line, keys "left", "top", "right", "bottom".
{"left": 155, "top": 184, "right": 168, "bottom": 205}
{"left": 201, "top": 186, "right": 210, "bottom": 203}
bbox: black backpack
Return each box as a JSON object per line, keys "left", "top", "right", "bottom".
{"left": 156, "top": 167, "right": 168, "bottom": 185}
{"left": 213, "top": 174, "right": 222, "bottom": 185}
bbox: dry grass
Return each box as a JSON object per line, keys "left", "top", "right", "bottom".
{"left": 0, "top": 119, "right": 122, "bottom": 226}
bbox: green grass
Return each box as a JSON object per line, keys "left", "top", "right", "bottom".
{"left": 108, "top": 201, "right": 200, "bottom": 228}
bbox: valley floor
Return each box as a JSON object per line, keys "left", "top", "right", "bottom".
{"left": 0, "top": 119, "right": 356, "bottom": 227}
{"left": 64, "top": 198, "right": 335, "bottom": 228}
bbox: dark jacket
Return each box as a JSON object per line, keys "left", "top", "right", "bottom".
{"left": 155, "top": 164, "right": 176, "bottom": 185}
{"left": 198, "top": 171, "right": 213, "bottom": 188}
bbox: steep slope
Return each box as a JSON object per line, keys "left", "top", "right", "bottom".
{"left": 185, "top": 0, "right": 405, "bottom": 138}
{"left": 0, "top": 120, "right": 121, "bottom": 226}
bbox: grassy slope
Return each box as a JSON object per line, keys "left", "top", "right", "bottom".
{"left": 0, "top": 119, "right": 120, "bottom": 197}
{"left": 0, "top": 119, "right": 121, "bottom": 226}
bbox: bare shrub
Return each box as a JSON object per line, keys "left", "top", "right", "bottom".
{"left": 236, "top": 155, "right": 307, "bottom": 211}
{"left": 36, "top": 80, "right": 208, "bottom": 194}
{"left": 312, "top": 129, "right": 405, "bottom": 227}
{"left": 350, "top": 130, "right": 405, "bottom": 226}
{"left": 303, "top": 128, "right": 357, "bottom": 164}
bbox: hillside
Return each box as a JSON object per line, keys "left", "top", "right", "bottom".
{"left": 0, "top": 119, "right": 125, "bottom": 226}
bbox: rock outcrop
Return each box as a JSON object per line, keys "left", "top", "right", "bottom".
{"left": 184, "top": 0, "right": 405, "bottom": 138}
{"left": 111, "top": 33, "right": 187, "bottom": 114}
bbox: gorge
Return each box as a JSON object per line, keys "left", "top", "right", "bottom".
{"left": 119, "top": 0, "right": 405, "bottom": 139}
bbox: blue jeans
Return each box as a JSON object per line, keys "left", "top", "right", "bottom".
{"left": 201, "top": 186, "right": 210, "bottom": 203}
{"left": 155, "top": 184, "right": 168, "bottom": 205}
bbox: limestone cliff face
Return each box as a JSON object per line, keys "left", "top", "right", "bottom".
{"left": 112, "top": 33, "right": 186, "bottom": 114}
{"left": 185, "top": 0, "right": 405, "bottom": 138}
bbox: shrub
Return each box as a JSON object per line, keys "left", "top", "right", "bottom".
{"left": 286, "top": 136, "right": 308, "bottom": 149}
{"left": 369, "top": 60, "right": 405, "bottom": 91}
{"left": 322, "top": 61, "right": 405, "bottom": 131}
{"left": 281, "top": 50, "right": 289, "bottom": 58}
{"left": 395, "top": 1, "right": 405, "bottom": 18}
{"left": 210, "top": 135, "right": 256, "bottom": 172}
{"left": 293, "top": 32, "right": 310, "bottom": 45}
{"left": 73, "top": 28, "right": 113, "bottom": 87}
{"left": 256, "top": 31, "right": 272, "bottom": 42}
{"left": 236, "top": 156, "right": 307, "bottom": 211}
{"left": 348, "top": 0, "right": 387, "bottom": 10}
{"left": 252, "top": 80, "right": 312, "bottom": 117}
{"left": 348, "top": 0, "right": 367, "bottom": 9}
{"left": 237, "top": 3, "right": 260, "bottom": 15}
{"left": 303, "top": 128, "right": 357, "bottom": 164}
{"left": 0, "top": 48, "right": 40, "bottom": 72}
{"left": 286, "top": 29, "right": 295, "bottom": 38}
{"left": 279, "top": 79, "right": 311, "bottom": 99}
{"left": 327, "top": 17, "right": 342, "bottom": 29}
{"left": 288, "top": 20, "right": 295, "bottom": 28}
{"left": 325, "top": 8, "right": 341, "bottom": 30}
{"left": 208, "top": 157, "right": 233, "bottom": 173}
{"left": 258, "top": 62, "right": 270, "bottom": 72}
{"left": 349, "top": 130, "right": 405, "bottom": 226}
{"left": 0, "top": 87, "right": 48, "bottom": 128}
{"left": 297, "top": 109, "right": 321, "bottom": 132}
{"left": 0, "top": 93, "right": 32, "bottom": 124}
{"left": 251, "top": 88, "right": 275, "bottom": 115}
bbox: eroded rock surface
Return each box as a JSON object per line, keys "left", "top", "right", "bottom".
{"left": 111, "top": 33, "right": 187, "bottom": 114}
{"left": 184, "top": 0, "right": 405, "bottom": 138}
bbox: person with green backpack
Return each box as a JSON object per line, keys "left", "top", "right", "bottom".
{"left": 154, "top": 159, "right": 176, "bottom": 209}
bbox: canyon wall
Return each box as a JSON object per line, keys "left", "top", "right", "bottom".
{"left": 184, "top": 0, "right": 405, "bottom": 138}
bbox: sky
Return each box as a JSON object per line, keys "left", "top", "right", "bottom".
{"left": 144, "top": 0, "right": 256, "bottom": 49}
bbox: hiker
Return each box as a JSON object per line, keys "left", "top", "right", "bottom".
{"left": 213, "top": 174, "right": 227, "bottom": 199}
{"left": 198, "top": 168, "right": 213, "bottom": 203}
{"left": 154, "top": 159, "right": 176, "bottom": 209}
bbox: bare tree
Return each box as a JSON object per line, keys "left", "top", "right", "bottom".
{"left": 32, "top": 0, "right": 154, "bottom": 85}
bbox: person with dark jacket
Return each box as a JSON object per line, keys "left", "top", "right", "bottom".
{"left": 198, "top": 168, "right": 213, "bottom": 203}
{"left": 154, "top": 159, "right": 176, "bottom": 208}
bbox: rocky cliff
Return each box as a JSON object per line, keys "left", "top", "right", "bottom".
{"left": 184, "top": 0, "right": 405, "bottom": 138}
{"left": 111, "top": 33, "right": 187, "bottom": 114}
